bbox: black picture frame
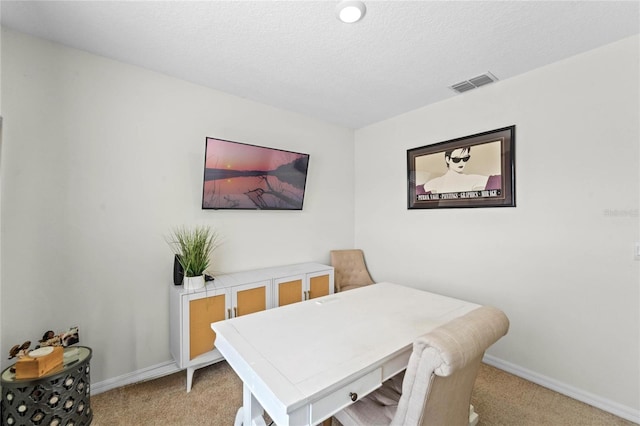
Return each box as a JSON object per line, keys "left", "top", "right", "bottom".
{"left": 407, "top": 126, "right": 515, "bottom": 209}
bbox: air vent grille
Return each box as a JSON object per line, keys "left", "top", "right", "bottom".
{"left": 450, "top": 72, "right": 498, "bottom": 94}
{"left": 450, "top": 81, "right": 476, "bottom": 93}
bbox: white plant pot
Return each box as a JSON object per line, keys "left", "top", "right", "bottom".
{"left": 183, "top": 275, "right": 205, "bottom": 290}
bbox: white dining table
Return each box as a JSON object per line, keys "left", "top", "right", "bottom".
{"left": 212, "top": 282, "right": 480, "bottom": 426}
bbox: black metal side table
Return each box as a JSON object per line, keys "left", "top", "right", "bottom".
{"left": 1, "top": 346, "right": 92, "bottom": 426}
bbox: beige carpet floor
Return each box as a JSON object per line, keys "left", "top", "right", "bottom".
{"left": 91, "top": 362, "right": 637, "bottom": 425}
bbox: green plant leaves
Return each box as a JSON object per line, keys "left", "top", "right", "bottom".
{"left": 167, "top": 226, "right": 220, "bottom": 277}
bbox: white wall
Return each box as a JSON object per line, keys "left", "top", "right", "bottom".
{"left": 0, "top": 29, "right": 354, "bottom": 383}
{"left": 354, "top": 35, "right": 639, "bottom": 419}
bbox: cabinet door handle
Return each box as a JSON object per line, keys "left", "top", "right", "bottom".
{"left": 227, "top": 308, "right": 231, "bottom": 319}
{"left": 233, "top": 307, "right": 237, "bottom": 318}
{"left": 349, "top": 392, "right": 358, "bottom": 402}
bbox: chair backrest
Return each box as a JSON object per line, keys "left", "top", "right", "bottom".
{"left": 330, "top": 249, "right": 375, "bottom": 292}
{"left": 391, "top": 306, "right": 509, "bottom": 426}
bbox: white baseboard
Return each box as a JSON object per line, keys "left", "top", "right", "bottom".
{"left": 483, "top": 354, "right": 640, "bottom": 424}
{"left": 91, "top": 361, "right": 181, "bottom": 395}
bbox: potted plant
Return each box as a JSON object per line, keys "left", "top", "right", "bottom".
{"left": 167, "top": 225, "right": 220, "bottom": 290}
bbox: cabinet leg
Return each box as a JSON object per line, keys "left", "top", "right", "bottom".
{"left": 186, "top": 366, "right": 195, "bottom": 392}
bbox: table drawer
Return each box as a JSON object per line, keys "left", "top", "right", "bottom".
{"left": 310, "top": 368, "right": 382, "bottom": 425}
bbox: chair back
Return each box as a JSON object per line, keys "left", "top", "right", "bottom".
{"left": 391, "top": 306, "right": 509, "bottom": 426}
{"left": 330, "top": 249, "right": 375, "bottom": 292}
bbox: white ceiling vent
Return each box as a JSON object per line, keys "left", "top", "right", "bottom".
{"left": 450, "top": 72, "right": 498, "bottom": 93}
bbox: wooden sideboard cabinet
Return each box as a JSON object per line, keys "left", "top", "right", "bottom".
{"left": 169, "top": 262, "right": 334, "bottom": 392}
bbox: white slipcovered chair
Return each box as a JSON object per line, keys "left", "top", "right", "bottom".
{"left": 334, "top": 305, "right": 509, "bottom": 426}
{"left": 330, "top": 249, "right": 375, "bottom": 292}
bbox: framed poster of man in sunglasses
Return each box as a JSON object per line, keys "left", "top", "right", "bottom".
{"left": 407, "top": 126, "right": 515, "bottom": 209}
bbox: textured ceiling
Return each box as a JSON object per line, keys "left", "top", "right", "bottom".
{"left": 1, "top": 1, "right": 639, "bottom": 129}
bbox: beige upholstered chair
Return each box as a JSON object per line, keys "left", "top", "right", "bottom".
{"left": 330, "top": 249, "right": 375, "bottom": 292}
{"left": 334, "top": 306, "right": 509, "bottom": 426}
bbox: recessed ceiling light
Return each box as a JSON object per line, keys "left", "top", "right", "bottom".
{"left": 336, "top": 1, "right": 366, "bottom": 24}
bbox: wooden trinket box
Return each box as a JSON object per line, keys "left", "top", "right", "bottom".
{"left": 15, "top": 346, "right": 64, "bottom": 379}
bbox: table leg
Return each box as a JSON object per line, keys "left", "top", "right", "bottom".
{"left": 234, "top": 407, "right": 244, "bottom": 426}
{"left": 469, "top": 404, "right": 479, "bottom": 426}
{"left": 242, "top": 383, "right": 267, "bottom": 426}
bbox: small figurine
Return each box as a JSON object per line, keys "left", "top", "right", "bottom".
{"left": 38, "top": 326, "right": 79, "bottom": 348}
{"left": 61, "top": 327, "right": 80, "bottom": 346}
{"left": 7, "top": 326, "right": 80, "bottom": 363}
{"left": 8, "top": 341, "right": 31, "bottom": 359}
{"left": 39, "top": 330, "right": 62, "bottom": 347}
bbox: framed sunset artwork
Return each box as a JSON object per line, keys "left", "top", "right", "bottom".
{"left": 202, "top": 137, "right": 310, "bottom": 210}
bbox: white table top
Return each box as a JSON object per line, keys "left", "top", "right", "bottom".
{"left": 212, "top": 282, "right": 480, "bottom": 425}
